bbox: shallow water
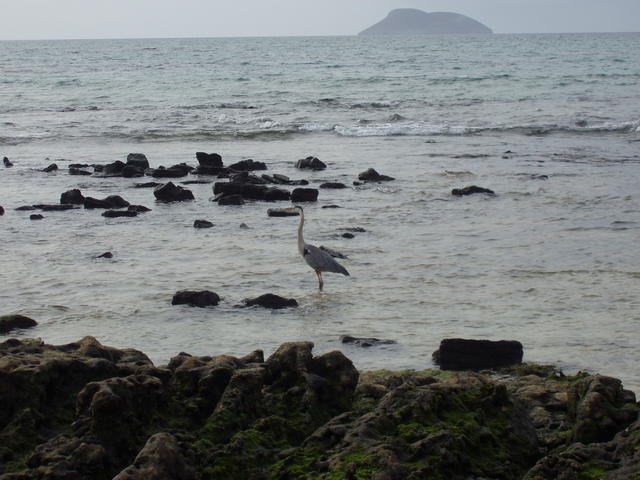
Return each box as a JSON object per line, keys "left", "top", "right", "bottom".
{"left": 1, "top": 34, "right": 639, "bottom": 392}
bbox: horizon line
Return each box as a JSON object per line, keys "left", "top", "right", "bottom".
{"left": 1, "top": 31, "right": 639, "bottom": 42}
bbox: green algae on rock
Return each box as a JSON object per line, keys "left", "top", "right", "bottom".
{"left": 0, "top": 337, "right": 638, "bottom": 480}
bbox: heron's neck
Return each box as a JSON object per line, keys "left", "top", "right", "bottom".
{"left": 297, "top": 210, "right": 305, "bottom": 255}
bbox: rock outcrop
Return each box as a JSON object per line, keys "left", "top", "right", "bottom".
{"left": 359, "top": 9, "right": 493, "bottom": 35}
{"left": 0, "top": 338, "right": 637, "bottom": 480}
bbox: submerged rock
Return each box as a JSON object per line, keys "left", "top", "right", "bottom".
{"left": 172, "top": 290, "right": 220, "bottom": 307}
{"left": 102, "top": 210, "right": 138, "bottom": 218}
{"left": 41, "top": 163, "right": 59, "bottom": 172}
{"left": 30, "top": 214, "right": 44, "bottom": 220}
{"left": 216, "top": 194, "right": 245, "bottom": 206}
{"left": 358, "top": 167, "right": 395, "bottom": 182}
{"left": 126, "top": 153, "right": 149, "bottom": 170}
{"left": 96, "top": 252, "right": 113, "bottom": 259}
{"left": 153, "top": 182, "right": 194, "bottom": 202}
{"left": 128, "top": 205, "right": 151, "bottom": 213}
{"left": 0, "top": 314, "right": 38, "bottom": 333}
{"left": 193, "top": 219, "right": 214, "bottom": 228}
{"left": 228, "top": 159, "right": 267, "bottom": 171}
{"left": 0, "top": 205, "right": 4, "bottom": 215}
{"left": 69, "top": 166, "right": 93, "bottom": 176}
{"left": 242, "top": 293, "right": 298, "bottom": 309}
{"left": 33, "top": 204, "right": 75, "bottom": 211}
{"left": 134, "top": 182, "right": 161, "bottom": 189}
{"left": 320, "top": 182, "right": 347, "bottom": 189}
{"left": 295, "top": 156, "right": 327, "bottom": 170}
{"left": 452, "top": 185, "right": 496, "bottom": 196}
{"left": 433, "top": 338, "right": 523, "bottom": 370}
{"left": 3, "top": 156, "right": 13, "bottom": 167}
{"left": 84, "top": 195, "right": 130, "bottom": 209}
{"left": 291, "top": 187, "right": 319, "bottom": 202}
{"left": 340, "top": 335, "right": 397, "bottom": 347}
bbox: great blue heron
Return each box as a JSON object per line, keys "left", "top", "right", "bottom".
{"left": 284, "top": 206, "right": 349, "bottom": 291}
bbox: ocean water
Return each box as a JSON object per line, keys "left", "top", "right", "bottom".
{"left": 1, "top": 34, "right": 639, "bottom": 391}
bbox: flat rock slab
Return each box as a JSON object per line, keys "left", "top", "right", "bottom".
{"left": 0, "top": 314, "right": 38, "bottom": 334}
{"left": 452, "top": 185, "right": 495, "bottom": 196}
{"left": 433, "top": 338, "right": 523, "bottom": 370}
{"left": 340, "top": 335, "right": 396, "bottom": 347}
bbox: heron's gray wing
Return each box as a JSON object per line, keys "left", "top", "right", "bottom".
{"left": 303, "top": 244, "right": 350, "bottom": 276}
{"left": 319, "top": 245, "right": 348, "bottom": 259}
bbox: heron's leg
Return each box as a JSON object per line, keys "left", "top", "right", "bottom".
{"left": 316, "top": 270, "right": 324, "bottom": 291}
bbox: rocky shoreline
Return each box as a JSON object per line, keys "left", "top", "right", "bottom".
{"left": 0, "top": 337, "right": 638, "bottom": 479}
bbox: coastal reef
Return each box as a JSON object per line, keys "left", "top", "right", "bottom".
{"left": 0, "top": 337, "right": 638, "bottom": 479}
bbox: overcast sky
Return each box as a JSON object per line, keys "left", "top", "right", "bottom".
{"left": 2, "top": 0, "right": 639, "bottom": 40}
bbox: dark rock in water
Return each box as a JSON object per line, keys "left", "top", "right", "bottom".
{"left": 102, "top": 210, "right": 138, "bottom": 218}
{"left": 84, "top": 195, "right": 130, "bottom": 209}
{"left": 0, "top": 314, "right": 38, "bottom": 333}
{"left": 320, "top": 182, "right": 347, "bottom": 189}
{"left": 291, "top": 188, "right": 319, "bottom": 202}
{"left": 194, "top": 219, "right": 214, "bottom": 228}
{"left": 264, "top": 187, "right": 291, "bottom": 201}
{"left": 341, "top": 232, "right": 355, "bottom": 239}
{"left": 452, "top": 185, "right": 496, "bottom": 196}
{"left": 3, "top": 156, "right": 13, "bottom": 167}
{"left": 69, "top": 166, "right": 92, "bottom": 176}
{"left": 151, "top": 165, "right": 190, "bottom": 178}
{"left": 433, "top": 338, "right": 523, "bottom": 370}
{"left": 243, "top": 294, "right": 298, "bottom": 309}
{"left": 69, "top": 163, "right": 91, "bottom": 169}
{"left": 322, "top": 204, "right": 341, "bottom": 209}
{"left": 153, "top": 182, "right": 194, "bottom": 202}
{"left": 134, "top": 182, "right": 162, "bottom": 188}
{"left": 96, "top": 251, "right": 113, "bottom": 259}
{"left": 104, "top": 160, "right": 127, "bottom": 175}
{"left": 93, "top": 164, "right": 104, "bottom": 172}
{"left": 213, "top": 182, "right": 290, "bottom": 202}
{"left": 217, "top": 194, "right": 245, "bottom": 206}
{"left": 341, "top": 227, "right": 366, "bottom": 233}
{"left": 33, "top": 204, "right": 75, "bottom": 211}
{"left": 230, "top": 171, "right": 268, "bottom": 185}
{"left": 128, "top": 205, "right": 151, "bottom": 213}
{"left": 15, "top": 205, "right": 36, "bottom": 211}
{"left": 228, "top": 159, "right": 267, "bottom": 171}
{"left": 268, "top": 208, "right": 299, "bottom": 217}
{"left": 358, "top": 168, "right": 395, "bottom": 182}
{"left": 30, "top": 214, "right": 44, "bottom": 220}
{"left": 295, "top": 156, "right": 326, "bottom": 171}
{"left": 182, "top": 180, "right": 212, "bottom": 185}
{"left": 113, "top": 432, "right": 196, "bottom": 480}
{"left": 42, "top": 163, "right": 58, "bottom": 172}
{"left": 172, "top": 290, "right": 220, "bottom": 307}
{"left": 196, "top": 152, "right": 223, "bottom": 168}
{"left": 60, "top": 188, "right": 85, "bottom": 205}
{"left": 319, "top": 245, "right": 347, "bottom": 259}
{"left": 126, "top": 153, "right": 149, "bottom": 170}
{"left": 359, "top": 8, "right": 493, "bottom": 35}
{"left": 121, "top": 165, "right": 145, "bottom": 178}
{"left": 340, "top": 335, "right": 397, "bottom": 347}
{"left": 530, "top": 174, "right": 549, "bottom": 180}
{"left": 353, "top": 181, "right": 363, "bottom": 186}
{"left": 0, "top": 205, "right": 4, "bottom": 215}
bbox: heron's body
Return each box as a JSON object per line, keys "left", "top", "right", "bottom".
{"left": 289, "top": 206, "right": 349, "bottom": 290}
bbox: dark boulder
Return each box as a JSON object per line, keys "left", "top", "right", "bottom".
{"left": 30, "top": 214, "right": 44, "bottom": 220}
{"left": 452, "top": 185, "right": 495, "bottom": 196}
{"left": 243, "top": 294, "right": 298, "bottom": 309}
{"left": 341, "top": 232, "right": 355, "bottom": 239}
{"left": 0, "top": 314, "right": 38, "bottom": 334}
{"left": 84, "top": 195, "right": 130, "bottom": 209}
{"left": 121, "top": 165, "right": 145, "bottom": 178}
{"left": 128, "top": 205, "right": 151, "bottom": 213}
{"left": 295, "top": 156, "right": 326, "bottom": 170}
{"left": 217, "top": 194, "right": 245, "bottom": 206}
{"left": 102, "top": 210, "right": 138, "bottom": 218}
{"left": 153, "top": 182, "right": 194, "bottom": 202}
{"left": 291, "top": 188, "right": 318, "bottom": 202}
{"left": 69, "top": 163, "right": 90, "bottom": 169}
{"left": 134, "top": 182, "right": 162, "bottom": 189}
{"left": 195, "top": 152, "right": 223, "bottom": 174}
{"left": 68, "top": 166, "right": 92, "bottom": 176}
{"left": 268, "top": 208, "right": 299, "bottom": 217}
{"left": 264, "top": 187, "right": 291, "bottom": 201}
{"left": 320, "top": 182, "right": 347, "bottom": 189}
{"left": 42, "top": 163, "right": 58, "bottom": 172}
{"left": 358, "top": 168, "right": 395, "bottom": 182}
{"left": 126, "top": 153, "right": 149, "bottom": 170}
{"left": 182, "top": 180, "right": 212, "bottom": 185}
{"left": 3, "top": 156, "right": 13, "bottom": 167}
{"left": 194, "top": 219, "right": 214, "bottom": 228}
{"left": 33, "top": 204, "right": 75, "bottom": 211}
{"left": 104, "top": 160, "right": 127, "bottom": 175}
{"left": 213, "top": 182, "right": 290, "bottom": 202}
{"left": 150, "top": 166, "right": 190, "bottom": 178}
{"left": 60, "top": 189, "right": 85, "bottom": 205}
{"left": 84, "top": 197, "right": 111, "bottom": 209}
{"left": 433, "top": 338, "right": 523, "bottom": 370}
{"left": 228, "top": 159, "right": 267, "bottom": 171}
{"left": 172, "top": 290, "right": 220, "bottom": 307}
{"left": 0, "top": 205, "right": 3, "bottom": 215}
{"left": 340, "top": 335, "right": 397, "bottom": 347}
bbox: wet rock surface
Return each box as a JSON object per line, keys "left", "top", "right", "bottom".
{"left": 193, "top": 219, "right": 214, "bottom": 229}
{"left": 153, "top": 182, "right": 195, "bottom": 202}
{"left": 242, "top": 293, "right": 298, "bottom": 309}
{"left": 0, "top": 338, "right": 637, "bottom": 480}
{"left": 172, "top": 290, "right": 220, "bottom": 307}
{"left": 433, "top": 338, "right": 523, "bottom": 370}
{"left": 340, "top": 335, "right": 397, "bottom": 347}
{"left": 452, "top": 185, "right": 496, "bottom": 196}
{"left": 0, "top": 314, "right": 38, "bottom": 334}
{"left": 295, "top": 156, "right": 327, "bottom": 171}
{"left": 358, "top": 167, "right": 395, "bottom": 182}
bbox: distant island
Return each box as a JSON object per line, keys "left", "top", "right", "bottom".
{"left": 359, "top": 8, "right": 493, "bottom": 35}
